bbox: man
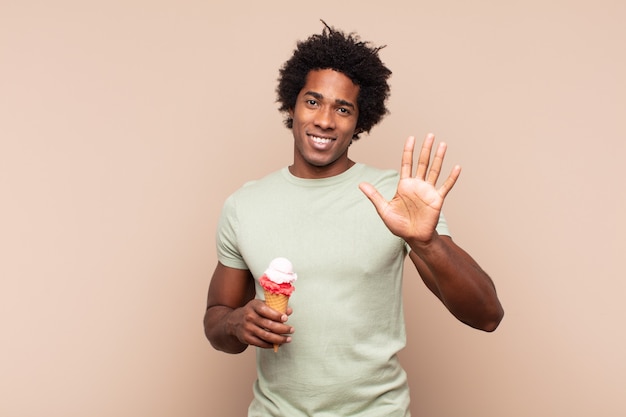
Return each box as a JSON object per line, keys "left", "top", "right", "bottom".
{"left": 204, "top": 22, "right": 504, "bottom": 416}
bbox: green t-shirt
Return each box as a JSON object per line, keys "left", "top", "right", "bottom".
{"left": 217, "top": 163, "right": 449, "bottom": 416}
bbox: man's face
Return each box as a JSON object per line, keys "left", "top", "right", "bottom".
{"left": 288, "top": 69, "right": 360, "bottom": 179}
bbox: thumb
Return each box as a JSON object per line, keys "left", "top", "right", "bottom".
{"left": 358, "top": 182, "right": 388, "bottom": 213}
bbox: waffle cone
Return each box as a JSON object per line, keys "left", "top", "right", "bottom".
{"left": 263, "top": 290, "right": 290, "bottom": 352}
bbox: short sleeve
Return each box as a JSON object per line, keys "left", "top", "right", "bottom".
{"left": 215, "top": 194, "right": 248, "bottom": 270}
{"left": 435, "top": 213, "right": 451, "bottom": 236}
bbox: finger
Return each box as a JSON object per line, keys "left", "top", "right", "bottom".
{"left": 257, "top": 324, "right": 293, "bottom": 341}
{"left": 426, "top": 142, "right": 447, "bottom": 185}
{"left": 237, "top": 318, "right": 274, "bottom": 348}
{"left": 255, "top": 321, "right": 294, "bottom": 347}
{"left": 438, "top": 165, "right": 462, "bottom": 198}
{"left": 248, "top": 331, "right": 290, "bottom": 350}
{"left": 254, "top": 316, "right": 294, "bottom": 338}
{"left": 257, "top": 301, "right": 288, "bottom": 321}
{"left": 263, "top": 306, "right": 289, "bottom": 322}
{"left": 400, "top": 136, "right": 416, "bottom": 179}
{"left": 358, "top": 182, "right": 389, "bottom": 215}
{"left": 260, "top": 334, "right": 292, "bottom": 350}
{"left": 255, "top": 304, "right": 294, "bottom": 328}
{"left": 415, "top": 133, "right": 435, "bottom": 180}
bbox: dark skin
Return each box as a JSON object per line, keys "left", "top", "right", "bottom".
{"left": 204, "top": 263, "right": 293, "bottom": 353}
{"left": 204, "top": 69, "right": 503, "bottom": 354}
{"left": 359, "top": 134, "right": 503, "bottom": 331}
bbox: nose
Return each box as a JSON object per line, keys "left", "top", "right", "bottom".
{"left": 314, "top": 107, "right": 335, "bottom": 130}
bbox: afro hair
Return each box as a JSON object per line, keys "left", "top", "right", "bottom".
{"left": 276, "top": 21, "right": 392, "bottom": 141}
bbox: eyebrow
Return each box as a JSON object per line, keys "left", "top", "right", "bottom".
{"left": 303, "top": 91, "right": 356, "bottom": 110}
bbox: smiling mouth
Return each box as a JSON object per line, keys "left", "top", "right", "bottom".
{"left": 309, "top": 135, "right": 334, "bottom": 144}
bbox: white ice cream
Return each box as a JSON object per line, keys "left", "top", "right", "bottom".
{"left": 264, "top": 257, "right": 298, "bottom": 284}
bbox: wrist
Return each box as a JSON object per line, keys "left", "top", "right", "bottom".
{"left": 407, "top": 231, "right": 442, "bottom": 254}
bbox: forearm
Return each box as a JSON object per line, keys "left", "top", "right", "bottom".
{"left": 409, "top": 234, "right": 504, "bottom": 331}
{"left": 204, "top": 305, "right": 249, "bottom": 354}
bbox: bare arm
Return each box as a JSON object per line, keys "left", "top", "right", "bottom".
{"left": 359, "top": 134, "right": 503, "bottom": 331}
{"left": 409, "top": 235, "right": 503, "bottom": 331}
{"left": 203, "top": 262, "right": 294, "bottom": 353}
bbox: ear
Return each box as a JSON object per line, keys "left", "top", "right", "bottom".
{"left": 288, "top": 108, "right": 294, "bottom": 118}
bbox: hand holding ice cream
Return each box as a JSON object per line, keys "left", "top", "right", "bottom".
{"left": 260, "top": 257, "right": 296, "bottom": 352}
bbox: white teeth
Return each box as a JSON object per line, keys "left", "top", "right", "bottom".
{"left": 311, "top": 136, "right": 332, "bottom": 144}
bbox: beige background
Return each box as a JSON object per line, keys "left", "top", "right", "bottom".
{"left": 1, "top": 1, "right": 624, "bottom": 416}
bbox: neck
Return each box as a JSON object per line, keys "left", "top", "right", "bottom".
{"left": 288, "top": 159, "right": 355, "bottom": 179}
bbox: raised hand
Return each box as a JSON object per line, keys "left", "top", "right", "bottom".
{"left": 358, "top": 134, "right": 461, "bottom": 245}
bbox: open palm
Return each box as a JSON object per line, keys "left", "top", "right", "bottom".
{"left": 359, "top": 134, "right": 461, "bottom": 244}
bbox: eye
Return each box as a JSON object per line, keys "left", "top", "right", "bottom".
{"left": 306, "top": 99, "right": 318, "bottom": 107}
{"left": 337, "top": 107, "right": 351, "bottom": 115}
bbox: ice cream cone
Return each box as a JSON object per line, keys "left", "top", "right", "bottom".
{"left": 264, "top": 290, "right": 289, "bottom": 352}
{"left": 260, "top": 258, "right": 296, "bottom": 352}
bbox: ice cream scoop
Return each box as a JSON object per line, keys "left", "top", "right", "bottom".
{"left": 264, "top": 257, "right": 298, "bottom": 284}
